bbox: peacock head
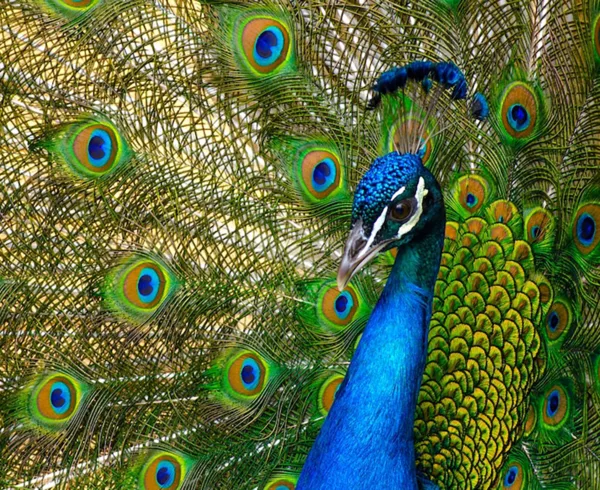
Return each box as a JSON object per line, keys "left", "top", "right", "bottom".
{"left": 337, "top": 152, "right": 444, "bottom": 290}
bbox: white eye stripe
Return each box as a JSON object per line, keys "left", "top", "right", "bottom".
{"left": 395, "top": 177, "right": 427, "bottom": 238}
{"left": 360, "top": 205, "right": 388, "bottom": 257}
{"left": 391, "top": 186, "right": 406, "bottom": 201}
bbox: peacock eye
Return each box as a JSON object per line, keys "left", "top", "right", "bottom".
{"left": 140, "top": 452, "right": 187, "bottom": 490}
{"left": 226, "top": 351, "right": 268, "bottom": 399}
{"left": 104, "top": 255, "right": 178, "bottom": 324}
{"left": 47, "top": 119, "right": 131, "bottom": 180}
{"left": 502, "top": 463, "right": 523, "bottom": 488}
{"left": 240, "top": 17, "right": 291, "bottom": 74}
{"left": 390, "top": 199, "right": 413, "bottom": 222}
{"left": 28, "top": 373, "right": 86, "bottom": 429}
{"left": 123, "top": 262, "right": 167, "bottom": 310}
{"left": 318, "top": 374, "right": 345, "bottom": 416}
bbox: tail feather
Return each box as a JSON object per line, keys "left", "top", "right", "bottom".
{"left": 1, "top": 0, "right": 600, "bottom": 489}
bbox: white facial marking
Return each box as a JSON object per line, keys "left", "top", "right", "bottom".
{"left": 391, "top": 186, "right": 406, "bottom": 201}
{"left": 396, "top": 177, "right": 427, "bottom": 239}
{"left": 360, "top": 205, "right": 388, "bottom": 257}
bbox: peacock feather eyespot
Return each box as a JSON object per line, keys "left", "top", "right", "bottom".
{"left": 573, "top": 204, "right": 600, "bottom": 255}
{"left": 104, "top": 255, "right": 177, "bottom": 323}
{"left": 317, "top": 374, "right": 344, "bottom": 416}
{"left": 541, "top": 385, "right": 568, "bottom": 429}
{"left": 498, "top": 82, "right": 539, "bottom": 140}
{"left": 572, "top": 204, "right": 600, "bottom": 255}
{"left": 239, "top": 16, "right": 292, "bottom": 75}
{"left": 578, "top": 213, "right": 596, "bottom": 245}
{"left": 454, "top": 175, "right": 487, "bottom": 214}
{"left": 502, "top": 463, "right": 523, "bottom": 489}
{"left": 488, "top": 200, "right": 519, "bottom": 227}
{"left": 545, "top": 299, "right": 572, "bottom": 341}
{"left": 321, "top": 284, "right": 359, "bottom": 328}
{"left": 264, "top": 474, "right": 298, "bottom": 490}
{"left": 139, "top": 452, "right": 188, "bottom": 490}
{"left": 50, "top": 119, "right": 131, "bottom": 180}
{"left": 28, "top": 373, "right": 85, "bottom": 429}
{"left": 298, "top": 148, "right": 343, "bottom": 201}
{"left": 523, "top": 207, "right": 554, "bottom": 252}
{"left": 296, "top": 279, "right": 370, "bottom": 334}
{"left": 222, "top": 350, "right": 270, "bottom": 402}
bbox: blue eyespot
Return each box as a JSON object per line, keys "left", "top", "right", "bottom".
{"left": 137, "top": 268, "right": 161, "bottom": 304}
{"left": 311, "top": 158, "right": 337, "bottom": 193}
{"left": 87, "top": 129, "right": 113, "bottom": 168}
{"left": 548, "top": 311, "right": 560, "bottom": 332}
{"left": 254, "top": 27, "right": 285, "bottom": 67}
{"left": 155, "top": 460, "right": 176, "bottom": 488}
{"left": 530, "top": 225, "right": 541, "bottom": 240}
{"left": 465, "top": 193, "right": 478, "bottom": 208}
{"left": 334, "top": 291, "right": 355, "bottom": 321}
{"left": 507, "top": 104, "right": 530, "bottom": 132}
{"left": 240, "top": 357, "right": 261, "bottom": 391}
{"left": 504, "top": 465, "right": 519, "bottom": 487}
{"left": 577, "top": 213, "right": 596, "bottom": 246}
{"left": 546, "top": 389, "right": 560, "bottom": 417}
{"left": 50, "top": 382, "right": 71, "bottom": 415}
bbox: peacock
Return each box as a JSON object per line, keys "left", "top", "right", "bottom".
{"left": 2, "top": 0, "right": 600, "bottom": 488}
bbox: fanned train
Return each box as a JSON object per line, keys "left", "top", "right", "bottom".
{"left": 1, "top": 0, "right": 600, "bottom": 489}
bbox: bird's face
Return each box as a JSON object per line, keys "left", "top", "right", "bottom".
{"left": 337, "top": 152, "right": 444, "bottom": 290}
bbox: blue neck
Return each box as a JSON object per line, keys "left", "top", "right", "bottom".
{"left": 298, "top": 232, "right": 443, "bottom": 489}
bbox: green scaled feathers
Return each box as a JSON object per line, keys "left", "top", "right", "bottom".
{"left": 417, "top": 183, "right": 550, "bottom": 489}
{"left": 2, "top": 0, "right": 600, "bottom": 489}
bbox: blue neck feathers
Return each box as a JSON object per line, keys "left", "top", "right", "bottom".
{"left": 298, "top": 230, "right": 444, "bottom": 489}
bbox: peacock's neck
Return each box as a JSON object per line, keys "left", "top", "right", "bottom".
{"left": 298, "top": 230, "right": 444, "bottom": 490}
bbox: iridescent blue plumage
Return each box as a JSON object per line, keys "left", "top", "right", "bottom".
{"left": 254, "top": 27, "right": 285, "bottom": 66}
{"left": 49, "top": 382, "right": 70, "bottom": 414}
{"left": 577, "top": 213, "right": 596, "bottom": 245}
{"left": 471, "top": 92, "right": 490, "bottom": 120}
{"left": 156, "top": 461, "right": 176, "bottom": 487}
{"left": 351, "top": 153, "right": 422, "bottom": 223}
{"left": 298, "top": 153, "right": 445, "bottom": 489}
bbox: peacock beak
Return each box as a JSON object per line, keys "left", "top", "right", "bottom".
{"left": 337, "top": 223, "right": 386, "bottom": 291}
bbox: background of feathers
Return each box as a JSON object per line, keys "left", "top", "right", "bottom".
{"left": 1, "top": 0, "right": 600, "bottom": 488}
